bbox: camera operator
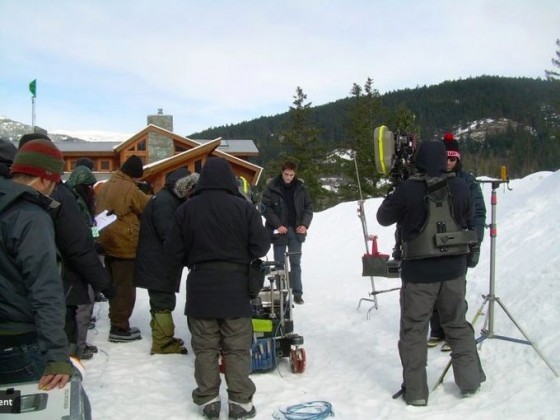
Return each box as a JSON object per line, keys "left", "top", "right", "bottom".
{"left": 428, "top": 133, "right": 487, "bottom": 351}
{"left": 376, "top": 140, "right": 485, "bottom": 406}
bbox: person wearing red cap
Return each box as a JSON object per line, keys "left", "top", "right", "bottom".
{"left": 17, "top": 134, "right": 115, "bottom": 363}
{"left": 428, "top": 132, "right": 487, "bottom": 351}
{"left": 0, "top": 139, "right": 72, "bottom": 390}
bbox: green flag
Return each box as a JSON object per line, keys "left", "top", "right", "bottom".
{"left": 29, "top": 79, "right": 37, "bottom": 97}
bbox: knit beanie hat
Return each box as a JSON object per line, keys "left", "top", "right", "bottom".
{"left": 121, "top": 155, "right": 144, "bottom": 178}
{"left": 11, "top": 139, "right": 64, "bottom": 182}
{"left": 442, "top": 132, "right": 461, "bottom": 159}
{"left": 18, "top": 132, "right": 52, "bottom": 149}
{"left": 66, "top": 165, "right": 97, "bottom": 188}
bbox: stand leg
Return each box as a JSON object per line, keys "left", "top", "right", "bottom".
{"left": 356, "top": 276, "right": 378, "bottom": 319}
{"left": 434, "top": 295, "right": 559, "bottom": 391}
{"left": 492, "top": 298, "right": 559, "bottom": 377}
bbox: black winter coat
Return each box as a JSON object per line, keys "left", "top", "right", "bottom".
{"left": 0, "top": 179, "right": 69, "bottom": 365}
{"left": 457, "top": 170, "right": 486, "bottom": 243}
{"left": 49, "top": 183, "right": 111, "bottom": 305}
{"left": 165, "top": 158, "right": 271, "bottom": 318}
{"left": 261, "top": 175, "right": 313, "bottom": 245}
{"left": 134, "top": 168, "right": 190, "bottom": 292}
{"left": 377, "top": 141, "right": 473, "bottom": 283}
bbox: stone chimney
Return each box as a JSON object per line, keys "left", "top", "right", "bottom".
{"left": 146, "top": 108, "right": 174, "bottom": 163}
{"left": 147, "top": 108, "right": 173, "bottom": 132}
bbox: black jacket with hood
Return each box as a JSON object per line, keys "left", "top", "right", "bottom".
{"left": 49, "top": 183, "right": 112, "bottom": 305}
{"left": 376, "top": 140, "right": 472, "bottom": 283}
{"left": 134, "top": 168, "right": 198, "bottom": 292}
{"left": 165, "top": 157, "right": 270, "bottom": 318}
{"left": 0, "top": 178, "right": 70, "bottom": 369}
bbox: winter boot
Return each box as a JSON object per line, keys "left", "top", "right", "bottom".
{"left": 109, "top": 327, "right": 142, "bottom": 343}
{"left": 228, "top": 401, "right": 256, "bottom": 419}
{"left": 150, "top": 310, "right": 188, "bottom": 355}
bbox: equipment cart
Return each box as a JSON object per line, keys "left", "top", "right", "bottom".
{"left": 250, "top": 252, "right": 305, "bottom": 374}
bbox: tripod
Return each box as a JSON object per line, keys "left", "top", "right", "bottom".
{"left": 353, "top": 154, "right": 400, "bottom": 318}
{"left": 434, "top": 179, "right": 559, "bottom": 390}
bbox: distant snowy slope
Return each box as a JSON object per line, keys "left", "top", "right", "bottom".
{"left": 50, "top": 129, "right": 131, "bottom": 143}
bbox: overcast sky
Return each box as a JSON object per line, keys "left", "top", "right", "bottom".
{"left": 1, "top": 0, "right": 559, "bottom": 137}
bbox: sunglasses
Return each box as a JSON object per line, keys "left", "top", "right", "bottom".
{"left": 447, "top": 157, "right": 458, "bottom": 162}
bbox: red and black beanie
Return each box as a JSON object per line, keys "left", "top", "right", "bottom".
{"left": 11, "top": 139, "right": 64, "bottom": 182}
{"left": 442, "top": 132, "right": 461, "bottom": 159}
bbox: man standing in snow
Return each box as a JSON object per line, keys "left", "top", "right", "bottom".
{"left": 427, "top": 132, "right": 487, "bottom": 351}
{"left": 96, "top": 155, "right": 150, "bottom": 342}
{"left": 377, "top": 140, "right": 485, "bottom": 406}
{"left": 261, "top": 161, "right": 313, "bottom": 304}
{"left": 165, "top": 157, "right": 270, "bottom": 419}
{"left": 134, "top": 168, "right": 199, "bottom": 355}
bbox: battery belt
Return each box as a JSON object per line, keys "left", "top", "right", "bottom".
{"left": 191, "top": 261, "right": 248, "bottom": 273}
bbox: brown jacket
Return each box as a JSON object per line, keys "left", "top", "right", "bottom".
{"left": 96, "top": 170, "right": 150, "bottom": 258}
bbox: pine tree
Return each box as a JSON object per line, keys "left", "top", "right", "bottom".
{"left": 342, "top": 78, "right": 385, "bottom": 200}
{"left": 545, "top": 38, "right": 560, "bottom": 81}
{"left": 276, "top": 87, "right": 328, "bottom": 208}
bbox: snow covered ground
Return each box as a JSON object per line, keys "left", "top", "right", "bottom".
{"left": 82, "top": 170, "right": 560, "bottom": 419}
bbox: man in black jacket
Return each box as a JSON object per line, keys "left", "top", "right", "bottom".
{"left": 18, "top": 133, "right": 114, "bottom": 358}
{"left": 134, "top": 168, "right": 199, "bottom": 355}
{"left": 377, "top": 140, "right": 485, "bottom": 406}
{"left": 261, "top": 161, "right": 313, "bottom": 304}
{"left": 0, "top": 139, "right": 71, "bottom": 389}
{"left": 166, "top": 157, "right": 270, "bottom": 420}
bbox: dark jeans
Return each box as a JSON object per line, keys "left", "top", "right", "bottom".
{"left": 0, "top": 343, "right": 45, "bottom": 385}
{"left": 273, "top": 227, "right": 303, "bottom": 297}
{"left": 429, "top": 310, "right": 444, "bottom": 339}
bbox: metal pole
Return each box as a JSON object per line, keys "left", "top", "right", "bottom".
{"left": 354, "top": 153, "right": 378, "bottom": 311}
{"left": 31, "top": 96, "right": 36, "bottom": 130}
{"left": 486, "top": 182, "right": 499, "bottom": 337}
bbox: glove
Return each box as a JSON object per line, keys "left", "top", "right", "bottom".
{"left": 43, "top": 361, "right": 73, "bottom": 376}
{"left": 100, "top": 284, "right": 117, "bottom": 300}
{"left": 467, "top": 243, "right": 481, "bottom": 268}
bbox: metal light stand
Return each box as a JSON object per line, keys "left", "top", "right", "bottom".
{"left": 356, "top": 199, "right": 379, "bottom": 316}
{"left": 434, "top": 177, "right": 559, "bottom": 390}
{"left": 354, "top": 154, "right": 379, "bottom": 315}
{"left": 354, "top": 154, "right": 400, "bottom": 319}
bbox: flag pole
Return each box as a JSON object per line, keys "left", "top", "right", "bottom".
{"left": 31, "top": 96, "right": 36, "bottom": 130}
{"left": 29, "top": 79, "right": 37, "bottom": 130}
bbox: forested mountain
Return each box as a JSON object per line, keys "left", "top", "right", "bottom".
{"left": 189, "top": 76, "right": 560, "bottom": 203}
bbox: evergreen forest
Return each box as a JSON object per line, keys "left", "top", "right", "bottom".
{"left": 188, "top": 76, "right": 560, "bottom": 210}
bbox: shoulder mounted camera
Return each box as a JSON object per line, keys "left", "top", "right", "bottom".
{"left": 373, "top": 125, "right": 417, "bottom": 189}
